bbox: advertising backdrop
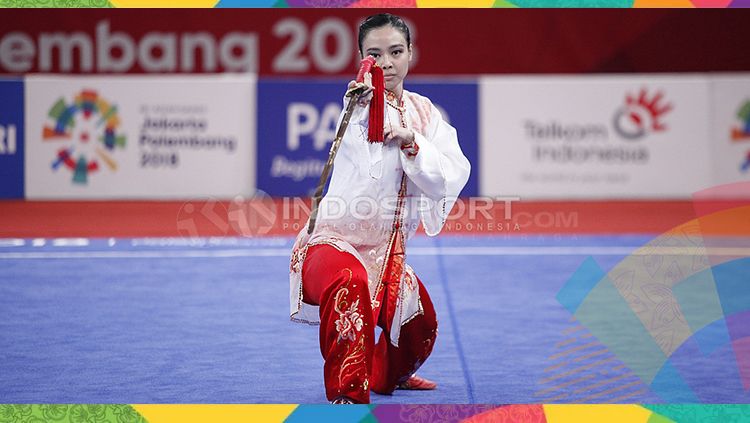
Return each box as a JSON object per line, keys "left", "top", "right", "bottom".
{"left": 257, "top": 79, "right": 478, "bottom": 197}
{"left": 0, "top": 78, "right": 24, "bottom": 199}
{"left": 2, "top": 10, "right": 749, "bottom": 76}
{"left": 25, "top": 75, "right": 256, "bottom": 199}
{"left": 709, "top": 75, "right": 750, "bottom": 193}
{"left": 479, "top": 75, "right": 712, "bottom": 199}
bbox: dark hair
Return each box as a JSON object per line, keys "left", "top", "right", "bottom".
{"left": 358, "top": 13, "right": 411, "bottom": 54}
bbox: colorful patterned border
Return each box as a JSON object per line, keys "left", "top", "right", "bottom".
{"left": 0, "top": 0, "right": 746, "bottom": 414}
{"left": 555, "top": 184, "right": 750, "bottom": 404}
{"left": 2, "top": 404, "right": 750, "bottom": 422}
{"left": 0, "top": 0, "right": 748, "bottom": 7}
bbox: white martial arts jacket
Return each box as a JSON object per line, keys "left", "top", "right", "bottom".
{"left": 290, "top": 89, "right": 471, "bottom": 346}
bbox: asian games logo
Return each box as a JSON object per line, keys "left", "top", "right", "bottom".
{"left": 43, "top": 89, "right": 126, "bottom": 184}
{"left": 731, "top": 100, "right": 750, "bottom": 173}
{"left": 613, "top": 88, "right": 673, "bottom": 140}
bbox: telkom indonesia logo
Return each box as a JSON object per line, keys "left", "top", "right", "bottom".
{"left": 43, "top": 89, "right": 126, "bottom": 184}
{"left": 613, "top": 88, "right": 673, "bottom": 140}
{"left": 731, "top": 100, "right": 750, "bottom": 173}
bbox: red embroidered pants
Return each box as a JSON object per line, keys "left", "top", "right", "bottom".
{"left": 302, "top": 244, "right": 438, "bottom": 404}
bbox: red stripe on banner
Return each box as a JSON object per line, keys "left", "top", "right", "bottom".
{"left": 1, "top": 10, "right": 749, "bottom": 76}
{"left": 2, "top": 199, "right": 747, "bottom": 238}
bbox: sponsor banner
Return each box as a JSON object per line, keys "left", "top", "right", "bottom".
{"left": 256, "top": 79, "right": 478, "bottom": 197}
{"left": 709, "top": 75, "right": 750, "bottom": 192}
{"left": 25, "top": 75, "right": 255, "bottom": 199}
{"left": 2, "top": 10, "right": 749, "bottom": 76}
{"left": 406, "top": 82, "right": 479, "bottom": 197}
{"left": 480, "top": 75, "right": 712, "bottom": 199}
{"left": 0, "top": 78, "right": 24, "bottom": 199}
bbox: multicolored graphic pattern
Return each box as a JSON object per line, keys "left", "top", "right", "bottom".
{"left": 733, "top": 100, "right": 750, "bottom": 172}
{"left": 0, "top": 404, "right": 146, "bottom": 423}
{"left": 3, "top": 404, "right": 750, "bottom": 422}
{"left": 43, "top": 89, "right": 125, "bottom": 184}
{"left": 557, "top": 182, "right": 750, "bottom": 403}
{"left": 0, "top": 0, "right": 112, "bottom": 5}
{"left": 0, "top": 0, "right": 746, "bottom": 6}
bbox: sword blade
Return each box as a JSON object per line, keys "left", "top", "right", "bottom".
{"left": 307, "top": 92, "right": 364, "bottom": 234}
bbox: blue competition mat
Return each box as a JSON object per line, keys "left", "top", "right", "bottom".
{"left": 1, "top": 234, "right": 748, "bottom": 403}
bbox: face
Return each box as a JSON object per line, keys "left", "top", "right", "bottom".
{"left": 360, "top": 25, "right": 412, "bottom": 96}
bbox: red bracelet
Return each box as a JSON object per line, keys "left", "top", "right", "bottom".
{"left": 400, "top": 140, "right": 419, "bottom": 157}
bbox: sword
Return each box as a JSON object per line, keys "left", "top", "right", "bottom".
{"left": 307, "top": 84, "right": 368, "bottom": 234}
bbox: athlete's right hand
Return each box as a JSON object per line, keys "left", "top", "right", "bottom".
{"left": 348, "top": 72, "right": 373, "bottom": 107}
